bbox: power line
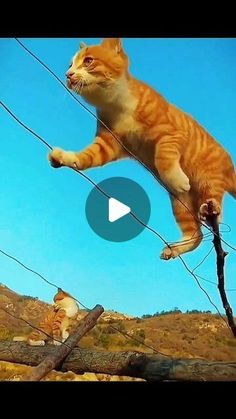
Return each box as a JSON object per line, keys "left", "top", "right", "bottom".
{"left": 194, "top": 274, "right": 236, "bottom": 292}
{"left": 0, "top": 248, "right": 57, "bottom": 290}
{"left": 0, "top": 101, "right": 53, "bottom": 151}
{"left": 192, "top": 246, "right": 214, "bottom": 273}
{"left": 178, "top": 254, "right": 229, "bottom": 327}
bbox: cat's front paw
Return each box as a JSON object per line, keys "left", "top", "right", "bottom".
{"left": 48, "top": 148, "right": 64, "bottom": 168}
{"left": 53, "top": 339, "right": 62, "bottom": 346}
{"left": 28, "top": 339, "right": 45, "bottom": 346}
{"left": 48, "top": 148, "right": 80, "bottom": 169}
{"left": 62, "top": 331, "right": 69, "bottom": 342}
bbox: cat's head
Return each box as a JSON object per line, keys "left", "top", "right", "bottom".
{"left": 66, "top": 38, "right": 129, "bottom": 98}
{"left": 53, "top": 288, "right": 79, "bottom": 317}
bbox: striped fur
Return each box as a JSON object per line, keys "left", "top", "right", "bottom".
{"left": 13, "top": 290, "right": 79, "bottom": 346}
{"left": 49, "top": 38, "right": 236, "bottom": 259}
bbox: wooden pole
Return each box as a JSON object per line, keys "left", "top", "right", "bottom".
{"left": 207, "top": 201, "right": 236, "bottom": 338}
{"left": 23, "top": 304, "right": 104, "bottom": 381}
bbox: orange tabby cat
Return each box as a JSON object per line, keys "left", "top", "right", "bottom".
{"left": 48, "top": 38, "right": 236, "bottom": 259}
{"left": 13, "top": 289, "right": 79, "bottom": 346}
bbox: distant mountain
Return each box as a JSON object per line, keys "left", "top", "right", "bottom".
{"left": 0, "top": 283, "right": 236, "bottom": 381}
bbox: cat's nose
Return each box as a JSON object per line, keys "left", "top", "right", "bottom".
{"left": 66, "top": 70, "right": 75, "bottom": 79}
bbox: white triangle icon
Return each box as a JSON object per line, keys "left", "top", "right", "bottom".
{"left": 108, "top": 198, "right": 131, "bottom": 223}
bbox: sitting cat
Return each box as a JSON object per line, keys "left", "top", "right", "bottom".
{"left": 13, "top": 289, "right": 79, "bottom": 346}
{"left": 48, "top": 38, "right": 236, "bottom": 259}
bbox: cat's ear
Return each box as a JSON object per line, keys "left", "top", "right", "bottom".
{"left": 101, "top": 38, "right": 123, "bottom": 54}
{"left": 79, "top": 41, "right": 87, "bottom": 49}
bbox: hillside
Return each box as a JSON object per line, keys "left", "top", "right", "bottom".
{"left": 0, "top": 284, "right": 236, "bottom": 381}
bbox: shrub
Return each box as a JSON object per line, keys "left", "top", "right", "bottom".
{"left": 99, "top": 334, "right": 110, "bottom": 349}
{"left": 226, "top": 339, "right": 236, "bottom": 347}
{"left": 18, "top": 295, "right": 38, "bottom": 303}
{"left": 0, "top": 328, "right": 12, "bottom": 340}
{"left": 103, "top": 325, "right": 117, "bottom": 335}
{"left": 113, "top": 321, "right": 126, "bottom": 332}
{"left": 131, "top": 329, "right": 146, "bottom": 345}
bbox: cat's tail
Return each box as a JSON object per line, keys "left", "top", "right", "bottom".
{"left": 13, "top": 336, "right": 28, "bottom": 342}
{"left": 229, "top": 172, "right": 236, "bottom": 199}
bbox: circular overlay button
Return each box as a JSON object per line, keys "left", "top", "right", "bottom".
{"left": 85, "top": 177, "right": 151, "bottom": 242}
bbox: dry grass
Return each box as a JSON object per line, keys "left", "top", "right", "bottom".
{"left": 0, "top": 361, "right": 143, "bottom": 381}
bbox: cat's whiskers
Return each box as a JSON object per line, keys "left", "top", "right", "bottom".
{"left": 74, "top": 80, "right": 81, "bottom": 94}
{"left": 80, "top": 81, "right": 85, "bottom": 95}
{"left": 75, "top": 79, "right": 86, "bottom": 96}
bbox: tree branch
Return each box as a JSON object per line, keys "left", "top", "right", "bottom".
{"left": 23, "top": 304, "right": 104, "bottom": 381}
{"left": 207, "top": 201, "right": 236, "bottom": 338}
{"left": 0, "top": 341, "right": 236, "bottom": 381}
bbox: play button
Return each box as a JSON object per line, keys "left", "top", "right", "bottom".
{"left": 108, "top": 198, "right": 131, "bottom": 222}
{"left": 85, "top": 177, "right": 151, "bottom": 242}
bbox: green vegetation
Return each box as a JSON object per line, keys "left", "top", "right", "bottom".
{"left": 132, "top": 329, "right": 145, "bottom": 344}
{"left": 142, "top": 308, "right": 212, "bottom": 319}
{"left": 17, "top": 295, "right": 39, "bottom": 303}
{"left": 0, "top": 328, "right": 14, "bottom": 340}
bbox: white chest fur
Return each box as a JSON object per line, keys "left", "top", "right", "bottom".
{"left": 112, "top": 110, "right": 142, "bottom": 137}
{"left": 83, "top": 76, "right": 142, "bottom": 137}
{"left": 60, "top": 297, "right": 79, "bottom": 318}
{"left": 98, "top": 91, "right": 142, "bottom": 139}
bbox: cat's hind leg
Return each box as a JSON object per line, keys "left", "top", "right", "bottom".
{"left": 53, "top": 330, "right": 69, "bottom": 345}
{"left": 28, "top": 328, "right": 47, "bottom": 346}
{"left": 52, "top": 309, "right": 67, "bottom": 346}
{"left": 197, "top": 159, "right": 230, "bottom": 224}
{"left": 160, "top": 194, "right": 202, "bottom": 260}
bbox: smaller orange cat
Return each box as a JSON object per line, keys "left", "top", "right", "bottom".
{"left": 13, "top": 289, "right": 79, "bottom": 346}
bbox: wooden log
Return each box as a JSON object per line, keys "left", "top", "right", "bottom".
{"left": 0, "top": 341, "right": 236, "bottom": 381}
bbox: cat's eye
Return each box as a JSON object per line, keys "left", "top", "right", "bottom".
{"left": 83, "top": 56, "right": 94, "bottom": 67}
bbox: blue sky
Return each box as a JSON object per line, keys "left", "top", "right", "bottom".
{"left": 0, "top": 38, "right": 236, "bottom": 317}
